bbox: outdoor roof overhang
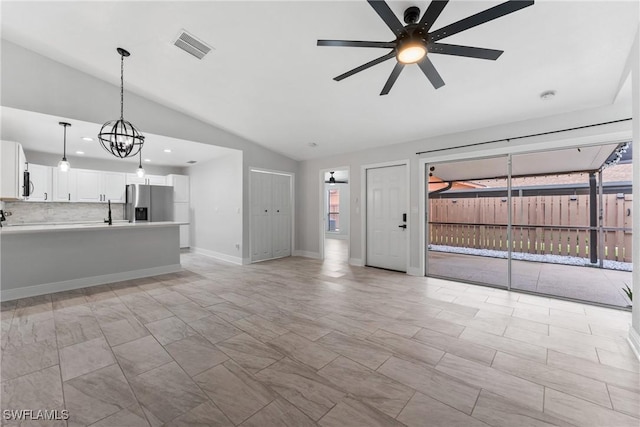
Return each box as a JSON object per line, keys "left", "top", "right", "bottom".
{"left": 428, "top": 142, "right": 629, "bottom": 182}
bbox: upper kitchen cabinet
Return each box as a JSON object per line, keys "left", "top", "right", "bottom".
{"left": 25, "top": 164, "right": 52, "bottom": 202}
{"left": 166, "top": 174, "right": 189, "bottom": 203}
{"left": 1, "top": 141, "right": 27, "bottom": 201}
{"left": 102, "top": 172, "right": 126, "bottom": 203}
{"left": 76, "top": 169, "right": 126, "bottom": 203}
{"left": 126, "top": 174, "right": 167, "bottom": 186}
{"left": 76, "top": 169, "right": 101, "bottom": 202}
{"left": 52, "top": 168, "right": 77, "bottom": 202}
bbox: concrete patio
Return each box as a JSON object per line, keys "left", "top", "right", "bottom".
{"left": 428, "top": 251, "right": 632, "bottom": 308}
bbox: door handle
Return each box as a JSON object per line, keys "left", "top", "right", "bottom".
{"left": 398, "top": 224, "right": 407, "bottom": 229}
{"left": 44, "top": 192, "right": 47, "bottom": 201}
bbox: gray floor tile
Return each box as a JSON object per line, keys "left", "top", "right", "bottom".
{"left": 129, "top": 361, "right": 209, "bottom": 425}
{"left": 112, "top": 335, "right": 172, "bottom": 378}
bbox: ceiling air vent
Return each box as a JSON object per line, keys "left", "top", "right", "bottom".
{"left": 174, "top": 30, "right": 212, "bottom": 60}
{"left": 186, "top": 160, "right": 197, "bottom": 164}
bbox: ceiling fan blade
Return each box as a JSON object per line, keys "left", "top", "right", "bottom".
{"left": 367, "top": 0, "right": 404, "bottom": 36}
{"left": 429, "top": 43, "right": 503, "bottom": 60}
{"left": 334, "top": 51, "right": 396, "bottom": 81}
{"left": 380, "top": 62, "right": 405, "bottom": 95}
{"left": 418, "top": 57, "right": 445, "bottom": 89}
{"left": 419, "top": 0, "right": 449, "bottom": 31}
{"left": 429, "top": 0, "right": 534, "bottom": 42}
{"left": 317, "top": 40, "right": 396, "bottom": 49}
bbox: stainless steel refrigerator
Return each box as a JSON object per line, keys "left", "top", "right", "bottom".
{"left": 125, "top": 184, "right": 174, "bottom": 222}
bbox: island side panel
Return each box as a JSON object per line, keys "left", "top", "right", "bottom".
{"left": 0, "top": 225, "right": 180, "bottom": 300}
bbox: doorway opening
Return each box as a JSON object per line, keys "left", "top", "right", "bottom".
{"left": 322, "top": 169, "right": 349, "bottom": 263}
{"left": 425, "top": 142, "right": 632, "bottom": 308}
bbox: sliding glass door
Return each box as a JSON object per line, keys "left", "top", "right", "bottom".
{"left": 424, "top": 143, "right": 632, "bottom": 308}
{"left": 426, "top": 156, "right": 509, "bottom": 289}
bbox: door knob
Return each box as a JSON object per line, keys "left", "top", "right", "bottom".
{"left": 398, "top": 224, "right": 407, "bottom": 229}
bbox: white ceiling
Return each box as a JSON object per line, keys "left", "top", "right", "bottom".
{"left": 1, "top": 1, "right": 638, "bottom": 161}
{"left": 1, "top": 107, "right": 238, "bottom": 167}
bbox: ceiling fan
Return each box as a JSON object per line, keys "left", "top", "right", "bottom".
{"left": 325, "top": 171, "right": 349, "bottom": 185}
{"left": 317, "top": 0, "right": 534, "bottom": 95}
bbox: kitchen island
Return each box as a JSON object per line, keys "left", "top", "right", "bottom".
{"left": 0, "top": 221, "right": 182, "bottom": 301}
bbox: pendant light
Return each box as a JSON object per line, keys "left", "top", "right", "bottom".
{"left": 58, "top": 122, "right": 71, "bottom": 172}
{"left": 98, "top": 47, "right": 144, "bottom": 158}
{"left": 136, "top": 139, "right": 145, "bottom": 178}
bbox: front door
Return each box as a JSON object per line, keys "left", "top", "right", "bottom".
{"left": 366, "top": 165, "right": 407, "bottom": 271}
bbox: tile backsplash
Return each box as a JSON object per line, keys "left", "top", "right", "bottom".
{"left": 3, "top": 202, "right": 125, "bottom": 225}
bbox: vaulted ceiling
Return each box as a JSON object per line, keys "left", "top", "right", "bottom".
{"left": 1, "top": 1, "right": 638, "bottom": 162}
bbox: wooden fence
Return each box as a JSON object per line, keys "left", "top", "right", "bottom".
{"left": 429, "top": 193, "right": 632, "bottom": 262}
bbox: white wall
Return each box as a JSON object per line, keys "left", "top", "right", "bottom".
{"left": 189, "top": 151, "right": 243, "bottom": 264}
{"left": 1, "top": 40, "right": 298, "bottom": 261}
{"left": 324, "top": 181, "right": 349, "bottom": 238}
{"left": 297, "top": 102, "right": 632, "bottom": 272}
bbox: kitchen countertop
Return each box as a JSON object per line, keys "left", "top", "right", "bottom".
{"left": 0, "top": 221, "right": 186, "bottom": 234}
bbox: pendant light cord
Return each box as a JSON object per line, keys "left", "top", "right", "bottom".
{"left": 120, "top": 53, "right": 125, "bottom": 120}
{"left": 62, "top": 124, "right": 67, "bottom": 161}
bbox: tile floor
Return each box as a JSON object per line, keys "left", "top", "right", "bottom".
{"left": 1, "top": 251, "right": 638, "bottom": 426}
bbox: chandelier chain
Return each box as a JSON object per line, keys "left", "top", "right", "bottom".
{"left": 120, "top": 53, "right": 124, "bottom": 119}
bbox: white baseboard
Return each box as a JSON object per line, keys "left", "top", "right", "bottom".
{"left": 192, "top": 247, "right": 244, "bottom": 265}
{"left": 293, "top": 250, "right": 321, "bottom": 259}
{"left": 407, "top": 267, "right": 423, "bottom": 276}
{"left": 0, "top": 264, "right": 182, "bottom": 302}
{"left": 628, "top": 326, "right": 640, "bottom": 361}
{"left": 349, "top": 258, "right": 364, "bottom": 266}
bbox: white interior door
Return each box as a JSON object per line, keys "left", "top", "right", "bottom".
{"left": 271, "top": 174, "right": 292, "bottom": 258}
{"left": 250, "top": 171, "right": 273, "bottom": 262}
{"left": 366, "top": 165, "right": 407, "bottom": 272}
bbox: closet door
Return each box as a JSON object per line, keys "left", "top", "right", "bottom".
{"left": 250, "top": 171, "right": 273, "bottom": 262}
{"left": 271, "top": 174, "right": 291, "bottom": 258}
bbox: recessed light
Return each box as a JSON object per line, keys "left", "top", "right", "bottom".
{"left": 163, "top": 149, "right": 172, "bottom": 153}
{"left": 81, "top": 137, "right": 94, "bottom": 142}
{"left": 308, "top": 142, "right": 318, "bottom": 147}
{"left": 75, "top": 151, "right": 85, "bottom": 155}
{"left": 144, "top": 159, "right": 151, "bottom": 162}
{"left": 540, "top": 90, "right": 556, "bottom": 100}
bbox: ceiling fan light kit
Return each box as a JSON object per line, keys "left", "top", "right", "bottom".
{"left": 98, "top": 47, "right": 145, "bottom": 158}
{"left": 318, "top": 0, "right": 534, "bottom": 95}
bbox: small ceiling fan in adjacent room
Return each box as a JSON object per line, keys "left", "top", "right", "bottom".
{"left": 325, "top": 171, "right": 349, "bottom": 185}
{"left": 317, "top": 0, "right": 534, "bottom": 95}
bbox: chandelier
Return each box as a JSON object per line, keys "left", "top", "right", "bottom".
{"left": 98, "top": 48, "right": 144, "bottom": 158}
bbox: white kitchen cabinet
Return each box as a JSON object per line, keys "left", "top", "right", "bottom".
{"left": 76, "top": 169, "right": 102, "bottom": 202}
{"left": 166, "top": 174, "right": 189, "bottom": 203}
{"left": 146, "top": 175, "right": 166, "bottom": 186}
{"left": 174, "top": 202, "right": 190, "bottom": 248}
{"left": 125, "top": 174, "right": 146, "bottom": 186}
{"left": 25, "top": 164, "right": 52, "bottom": 202}
{"left": 126, "top": 174, "right": 166, "bottom": 186}
{"left": 179, "top": 225, "right": 190, "bottom": 248}
{"left": 75, "top": 169, "right": 126, "bottom": 203}
{"left": 1, "top": 141, "right": 27, "bottom": 201}
{"left": 250, "top": 171, "right": 291, "bottom": 262}
{"left": 102, "top": 172, "right": 126, "bottom": 203}
{"left": 52, "top": 169, "right": 77, "bottom": 202}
